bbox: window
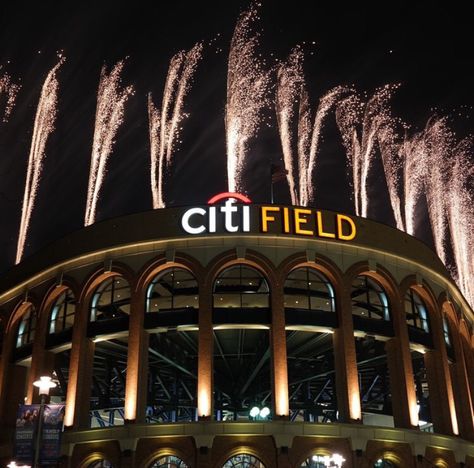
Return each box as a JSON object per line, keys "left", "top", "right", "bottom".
{"left": 90, "top": 277, "right": 131, "bottom": 322}
{"left": 49, "top": 289, "right": 76, "bottom": 334}
{"left": 146, "top": 268, "right": 198, "bottom": 312}
{"left": 88, "top": 461, "right": 114, "bottom": 468}
{"left": 284, "top": 268, "right": 335, "bottom": 312}
{"left": 442, "top": 315, "right": 452, "bottom": 348}
{"left": 16, "top": 305, "right": 36, "bottom": 348}
{"left": 222, "top": 454, "right": 266, "bottom": 468}
{"left": 405, "top": 289, "right": 429, "bottom": 333}
{"left": 149, "top": 455, "right": 189, "bottom": 468}
{"left": 351, "top": 276, "right": 390, "bottom": 320}
{"left": 373, "top": 460, "right": 397, "bottom": 468}
{"left": 300, "top": 454, "right": 346, "bottom": 467}
{"left": 214, "top": 265, "right": 269, "bottom": 308}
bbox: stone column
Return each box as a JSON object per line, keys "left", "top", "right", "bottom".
{"left": 271, "top": 281, "right": 289, "bottom": 418}
{"left": 64, "top": 300, "right": 95, "bottom": 430}
{"left": 334, "top": 282, "right": 361, "bottom": 422}
{"left": 124, "top": 290, "right": 149, "bottom": 423}
{"left": 197, "top": 280, "right": 213, "bottom": 419}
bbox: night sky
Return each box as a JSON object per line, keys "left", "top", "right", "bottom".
{"left": 0, "top": 1, "right": 473, "bottom": 272}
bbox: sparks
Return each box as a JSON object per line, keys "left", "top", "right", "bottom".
{"left": 15, "top": 57, "right": 65, "bottom": 264}
{"left": 84, "top": 61, "right": 134, "bottom": 226}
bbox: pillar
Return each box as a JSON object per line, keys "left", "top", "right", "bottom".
{"left": 197, "top": 280, "right": 213, "bottom": 419}
{"left": 271, "top": 281, "right": 289, "bottom": 418}
{"left": 334, "top": 282, "right": 361, "bottom": 422}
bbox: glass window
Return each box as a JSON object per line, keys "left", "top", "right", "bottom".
{"left": 49, "top": 289, "right": 76, "bottom": 334}
{"left": 149, "top": 455, "right": 189, "bottom": 468}
{"left": 351, "top": 276, "right": 390, "bottom": 320}
{"left": 146, "top": 268, "right": 198, "bottom": 312}
{"left": 284, "top": 267, "right": 335, "bottom": 311}
{"left": 222, "top": 454, "right": 266, "bottom": 468}
{"left": 88, "top": 461, "right": 114, "bottom": 468}
{"left": 405, "top": 289, "right": 429, "bottom": 333}
{"left": 374, "top": 460, "right": 397, "bottom": 468}
{"left": 300, "top": 454, "right": 346, "bottom": 467}
{"left": 16, "top": 305, "right": 36, "bottom": 348}
{"left": 443, "top": 315, "right": 452, "bottom": 348}
{"left": 90, "top": 277, "right": 131, "bottom": 322}
{"left": 214, "top": 265, "right": 269, "bottom": 308}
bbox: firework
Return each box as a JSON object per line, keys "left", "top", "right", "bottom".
{"left": 15, "top": 58, "right": 64, "bottom": 264}
{"left": 0, "top": 70, "right": 20, "bottom": 122}
{"left": 149, "top": 43, "right": 203, "bottom": 209}
{"left": 84, "top": 61, "right": 134, "bottom": 226}
{"left": 226, "top": 3, "right": 271, "bottom": 193}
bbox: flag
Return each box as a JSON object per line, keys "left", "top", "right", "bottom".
{"left": 271, "top": 164, "right": 288, "bottom": 183}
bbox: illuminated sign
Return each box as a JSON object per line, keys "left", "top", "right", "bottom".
{"left": 181, "top": 192, "right": 357, "bottom": 241}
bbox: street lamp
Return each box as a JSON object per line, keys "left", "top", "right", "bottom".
{"left": 32, "top": 376, "right": 56, "bottom": 468}
{"left": 7, "top": 462, "right": 32, "bottom": 468}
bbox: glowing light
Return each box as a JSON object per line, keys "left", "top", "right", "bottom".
{"left": 226, "top": 3, "right": 271, "bottom": 193}
{"left": 15, "top": 57, "right": 64, "bottom": 264}
{"left": 149, "top": 42, "right": 203, "bottom": 209}
{"left": 249, "top": 406, "right": 260, "bottom": 417}
{"left": 84, "top": 60, "right": 134, "bottom": 226}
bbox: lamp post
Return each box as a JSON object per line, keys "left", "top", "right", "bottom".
{"left": 32, "top": 376, "right": 56, "bottom": 468}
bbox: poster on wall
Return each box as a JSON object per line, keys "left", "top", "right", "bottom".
{"left": 14, "top": 404, "right": 65, "bottom": 464}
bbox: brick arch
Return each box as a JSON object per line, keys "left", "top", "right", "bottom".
{"left": 292, "top": 437, "right": 352, "bottom": 468}
{"left": 205, "top": 249, "right": 278, "bottom": 293}
{"left": 78, "top": 261, "right": 136, "bottom": 305}
{"left": 6, "top": 295, "right": 40, "bottom": 335}
{"left": 37, "top": 277, "right": 81, "bottom": 335}
{"left": 277, "top": 251, "right": 344, "bottom": 287}
{"left": 140, "top": 448, "right": 193, "bottom": 468}
{"left": 213, "top": 439, "right": 274, "bottom": 468}
{"left": 73, "top": 440, "right": 121, "bottom": 468}
{"left": 345, "top": 261, "right": 401, "bottom": 305}
{"left": 136, "top": 251, "right": 204, "bottom": 295}
{"left": 365, "top": 440, "right": 414, "bottom": 468}
{"left": 399, "top": 275, "right": 440, "bottom": 333}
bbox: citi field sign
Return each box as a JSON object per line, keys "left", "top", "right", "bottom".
{"left": 181, "top": 192, "right": 357, "bottom": 241}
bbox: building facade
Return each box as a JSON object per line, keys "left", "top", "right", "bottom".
{"left": 1, "top": 197, "right": 474, "bottom": 467}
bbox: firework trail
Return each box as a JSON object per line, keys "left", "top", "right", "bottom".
{"left": 226, "top": 3, "right": 271, "bottom": 193}
{"left": 303, "top": 86, "right": 351, "bottom": 206}
{"left": 447, "top": 139, "right": 474, "bottom": 308}
{"left": 335, "top": 92, "right": 364, "bottom": 212}
{"left": 420, "top": 118, "right": 456, "bottom": 267}
{"left": 0, "top": 70, "right": 20, "bottom": 122}
{"left": 84, "top": 61, "right": 134, "bottom": 226}
{"left": 15, "top": 58, "right": 64, "bottom": 264}
{"left": 275, "top": 47, "right": 306, "bottom": 205}
{"left": 358, "top": 85, "right": 405, "bottom": 230}
{"left": 149, "top": 43, "right": 203, "bottom": 209}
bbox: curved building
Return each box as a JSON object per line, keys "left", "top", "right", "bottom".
{"left": 1, "top": 195, "right": 474, "bottom": 467}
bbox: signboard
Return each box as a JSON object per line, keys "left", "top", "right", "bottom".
{"left": 181, "top": 192, "right": 357, "bottom": 241}
{"left": 15, "top": 404, "right": 65, "bottom": 465}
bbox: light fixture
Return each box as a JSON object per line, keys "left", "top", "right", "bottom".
{"left": 33, "top": 376, "right": 56, "bottom": 396}
{"left": 259, "top": 406, "right": 270, "bottom": 418}
{"left": 249, "top": 406, "right": 260, "bottom": 417}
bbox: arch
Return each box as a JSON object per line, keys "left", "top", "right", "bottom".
{"left": 221, "top": 453, "right": 266, "bottom": 468}
{"left": 297, "top": 446, "right": 348, "bottom": 468}
{"left": 79, "top": 453, "right": 116, "bottom": 468}
{"left": 145, "top": 266, "right": 199, "bottom": 313}
{"left": 351, "top": 274, "right": 390, "bottom": 321}
{"left": 46, "top": 286, "right": 77, "bottom": 335}
{"left": 136, "top": 252, "right": 204, "bottom": 294}
{"left": 6, "top": 296, "right": 40, "bottom": 335}
{"left": 213, "top": 263, "right": 270, "bottom": 309}
{"left": 345, "top": 262, "right": 401, "bottom": 307}
{"left": 205, "top": 249, "right": 278, "bottom": 292}
{"left": 283, "top": 266, "right": 336, "bottom": 313}
{"left": 14, "top": 302, "right": 37, "bottom": 349}
{"left": 404, "top": 288, "right": 430, "bottom": 333}
{"left": 146, "top": 454, "right": 189, "bottom": 468}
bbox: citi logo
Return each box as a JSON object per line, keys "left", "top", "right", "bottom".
{"left": 181, "top": 192, "right": 251, "bottom": 234}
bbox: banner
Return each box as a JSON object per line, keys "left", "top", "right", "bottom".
{"left": 15, "top": 403, "right": 65, "bottom": 464}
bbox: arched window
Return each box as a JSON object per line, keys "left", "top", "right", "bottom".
{"left": 351, "top": 275, "right": 390, "bottom": 320}
{"left": 374, "top": 459, "right": 397, "bottom": 468}
{"left": 149, "top": 455, "right": 189, "bottom": 468}
{"left": 300, "top": 454, "right": 346, "bottom": 467}
{"left": 90, "top": 276, "right": 131, "bottom": 322}
{"left": 88, "top": 461, "right": 114, "bottom": 468}
{"left": 146, "top": 268, "right": 198, "bottom": 312}
{"left": 214, "top": 265, "right": 269, "bottom": 308}
{"left": 16, "top": 304, "right": 36, "bottom": 348}
{"left": 405, "top": 289, "right": 429, "bottom": 333}
{"left": 442, "top": 314, "right": 455, "bottom": 361}
{"left": 222, "top": 454, "right": 266, "bottom": 468}
{"left": 49, "top": 289, "right": 76, "bottom": 334}
{"left": 284, "top": 268, "right": 335, "bottom": 312}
